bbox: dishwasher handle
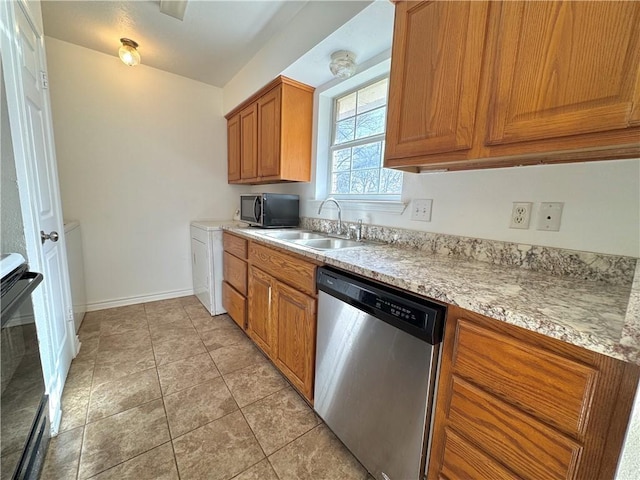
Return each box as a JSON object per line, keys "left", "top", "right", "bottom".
{"left": 317, "top": 267, "right": 446, "bottom": 344}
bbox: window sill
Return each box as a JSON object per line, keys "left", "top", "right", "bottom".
{"left": 307, "top": 199, "right": 408, "bottom": 215}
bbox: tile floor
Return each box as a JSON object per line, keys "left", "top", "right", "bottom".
{"left": 41, "top": 296, "right": 371, "bottom": 480}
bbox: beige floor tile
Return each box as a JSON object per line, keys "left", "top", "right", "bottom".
{"left": 96, "top": 330, "right": 152, "bottom": 354}
{"left": 149, "top": 324, "right": 199, "bottom": 345}
{"left": 87, "top": 368, "right": 161, "bottom": 423}
{"left": 1, "top": 451, "right": 22, "bottom": 479}
{"left": 146, "top": 307, "right": 191, "bottom": 326}
{"left": 173, "top": 411, "right": 264, "bottom": 480}
{"left": 64, "top": 358, "right": 96, "bottom": 392}
{"left": 199, "top": 325, "right": 251, "bottom": 352}
{"left": 99, "top": 315, "right": 148, "bottom": 338}
{"left": 224, "top": 361, "right": 288, "bottom": 408}
{"left": 183, "top": 304, "right": 211, "bottom": 320}
{"left": 78, "top": 399, "right": 170, "bottom": 479}
{"left": 75, "top": 336, "right": 100, "bottom": 362}
{"left": 157, "top": 352, "right": 220, "bottom": 396}
{"left": 41, "top": 426, "right": 84, "bottom": 480}
{"left": 242, "top": 387, "right": 320, "bottom": 455}
{"left": 144, "top": 299, "right": 184, "bottom": 315}
{"left": 209, "top": 342, "right": 267, "bottom": 375}
{"left": 92, "top": 346, "right": 156, "bottom": 387}
{"left": 59, "top": 385, "right": 91, "bottom": 433}
{"left": 163, "top": 378, "right": 238, "bottom": 438}
{"left": 179, "top": 295, "right": 203, "bottom": 307}
{"left": 191, "top": 313, "right": 236, "bottom": 333}
{"left": 268, "top": 424, "right": 368, "bottom": 480}
{"left": 152, "top": 335, "right": 206, "bottom": 366}
{"left": 89, "top": 442, "right": 179, "bottom": 480}
{"left": 231, "top": 459, "right": 279, "bottom": 480}
{"left": 78, "top": 319, "right": 101, "bottom": 341}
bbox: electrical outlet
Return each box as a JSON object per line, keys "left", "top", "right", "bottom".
{"left": 411, "top": 199, "right": 433, "bottom": 222}
{"left": 537, "top": 202, "right": 564, "bottom": 231}
{"left": 509, "top": 202, "right": 532, "bottom": 229}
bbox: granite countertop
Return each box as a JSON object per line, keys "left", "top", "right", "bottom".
{"left": 223, "top": 225, "right": 639, "bottom": 365}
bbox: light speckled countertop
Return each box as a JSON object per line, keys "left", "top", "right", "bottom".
{"left": 223, "top": 225, "right": 639, "bottom": 365}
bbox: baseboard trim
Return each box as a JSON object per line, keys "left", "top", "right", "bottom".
{"left": 86, "top": 289, "right": 194, "bottom": 312}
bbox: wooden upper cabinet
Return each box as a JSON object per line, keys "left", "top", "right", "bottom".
{"left": 385, "top": 1, "right": 640, "bottom": 172}
{"left": 239, "top": 104, "right": 258, "bottom": 180}
{"left": 227, "top": 113, "right": 241, "bottom": 182}
{"left": 385, "top": 1, "right": 489, "bottom": 162}
{"left": 486, "top": 1, "right": 640, "bottom": 147}
{"left": 258, "top": 86, "right": 282, "bottom": 178}
{"left": 225, "top": 76, "right": 314, "bottom": 184}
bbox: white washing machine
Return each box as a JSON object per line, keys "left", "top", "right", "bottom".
{"left": 190, "top": 221, "right": 228, "bottom": 315}
{"left": 64, "top": 221, "right": 86, "bottom": 332}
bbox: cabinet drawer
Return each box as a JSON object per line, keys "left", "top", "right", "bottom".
{"left": 222, "top": 281, "right": 246, "bottom": 329}
{"left": 452, "top": 319, "right": 597, "bottom": 437}
{"left": 249, "top": 242, "right": 316, "bottom": 296}
{"left": 223, "top": 232, "right": 247, "bottom": 259}
{"left": 223, "top": 252, "right": 247, "bottom": 295}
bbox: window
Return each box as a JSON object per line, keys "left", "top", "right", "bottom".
{"left": 329, "top": 77, "right": 402, "bottom": 198}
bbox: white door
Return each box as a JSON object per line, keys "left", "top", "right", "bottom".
{"left": 1, "top": 0, "right": 76, "bottom": 433}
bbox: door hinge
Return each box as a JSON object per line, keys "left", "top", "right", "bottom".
{"left": 40, "top": 71, "right": 49, "bottom": 89}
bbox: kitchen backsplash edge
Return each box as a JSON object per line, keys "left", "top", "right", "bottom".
{"left": 300, "top": 217, "right": 637, "bottom": 286}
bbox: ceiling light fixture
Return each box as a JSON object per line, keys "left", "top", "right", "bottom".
{"left": 329, "top": 50, "right": 357, "bottom": 79}
{"left": 119, "top": 38, "right": 141, "bottom": 67}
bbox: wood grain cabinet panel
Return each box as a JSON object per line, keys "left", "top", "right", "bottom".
{"left": 452, "top": 319, "right": 597, "bottom": 437}
{"left": 248, "top": 242, "right": 316, "bottom": 296}
{"left": 486, "top": 1, "right": 640, "bottom": 147}
{"left": 239, "top": 104, "right": 258, "bottom": 180}
{"left": 427, "top": 306, "right": 640, "bottom": 480}
{"left": 385, "top": 1, "right": 640, "bottom": 172}
{"left": 222, "top": 281, "right": 246, "bottom": 329}
{"left": 225, "top": 76, "right": 314, "bottom": 184}
{"left": 247, "top": 266, "right": 277, "bottom": 357}
{"left": 223, "top": 232, "right": 247, "bottom": 259}
{"left": 385, "top": 1, "right": 489, "bottom": 162}
{"left": 223, "top": 251, "right": 247, "bottom": 295}
{"left": 227, "top": 114, "right": 240, "bottom": 182}
{"left": 274, "top": 281, "right": 316, "bottom": 401}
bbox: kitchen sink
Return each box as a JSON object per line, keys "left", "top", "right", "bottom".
{"left": 262, "top": 231, "right": 326, "bottom": 240}
{"left": 291, "top": 238, "right": 364, "bottom": 250}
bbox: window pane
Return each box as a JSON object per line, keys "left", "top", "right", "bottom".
{"left": 357, "top": 78, "right": 388, "bottom": 115}
{"left": 351, "top": 169, "right": 380, "bottom": 194}
{"left": 380, "top": 168, "right": 403, "bottom": 194}
{"left": 352, "top": 142, "right": 382, "bottom": 170}
{"left": 336, "top": 92, "right": 356, "bottom": 121}
{"left": 332, "top": 148, "right": 351, "bottom": 172}
{"left": 355, "top": 107, "right": 385, "bottom": 140}
{"left": 332, "top": 172, "right": 351, "bottom": 194}
{"left": 335, "top": 117, "right": 355, "bottom": 144}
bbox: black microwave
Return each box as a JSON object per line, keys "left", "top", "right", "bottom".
{"left": 240, "top": 193, "right": 299, "bottom": 228}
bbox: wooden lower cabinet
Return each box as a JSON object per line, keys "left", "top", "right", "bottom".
{"left": 247, "top": 266, "right": 277, "bottom": 357}
{"left": 428, "top": 306, "right": 639, "bottom": 480}
{"left": 222, "top": 232, "right": 248, "bottom": 329}
{"left": 272, "top": 281, "right": 316, "bottom": 401}
{"left": 245, "top": 241, "right": 318, "bottom": 403}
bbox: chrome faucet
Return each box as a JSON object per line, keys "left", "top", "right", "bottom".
{"left": 318, "top": 197, "right": 342, "bottom": 236}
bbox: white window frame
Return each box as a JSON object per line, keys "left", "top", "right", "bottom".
{"left": 327, "top": 75, "right": 402, "bottom": 201}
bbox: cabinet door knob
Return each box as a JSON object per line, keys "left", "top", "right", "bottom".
{"left": 41, "top": 230, "right": 59, "bottom": 244}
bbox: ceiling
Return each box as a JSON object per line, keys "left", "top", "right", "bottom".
{"left": 41, "top": 1, "right": 394, "bottom": 89}
{"left": 41, "top": 1, "right": 309, "bottom": 87}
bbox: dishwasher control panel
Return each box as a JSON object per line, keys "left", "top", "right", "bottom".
{"left": 317, "top": 267, "right": 446, "bottom": 344}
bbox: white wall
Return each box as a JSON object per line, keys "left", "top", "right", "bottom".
{"left": 223, "top": 0, "right": 371, "bottom": 113}
{"left": 45, "top": 37, "right": 243, "bottom": 309}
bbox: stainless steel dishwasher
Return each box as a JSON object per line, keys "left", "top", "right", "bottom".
{"left": 315, "top": 267, "right": 446, "bottom": 480}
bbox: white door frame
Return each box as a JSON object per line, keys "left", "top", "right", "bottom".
{"left": 1, "top": 0, "right": 78, "bottom": 434}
